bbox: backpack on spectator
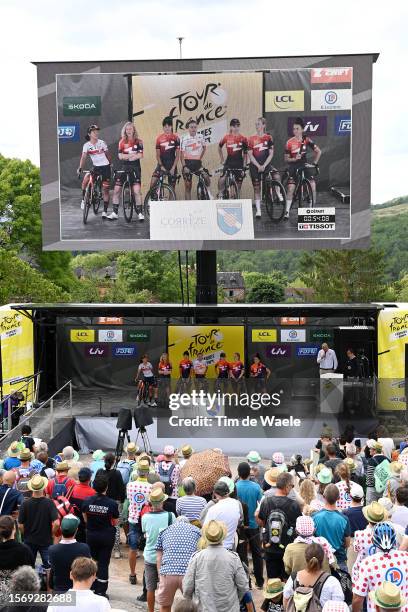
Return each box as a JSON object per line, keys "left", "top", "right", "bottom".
{"left": 263, "top": 498, "right": 295, "bottom": 550}
{"left": 286, "top": 572, "right": 330, "bottom": 612}
{"left": 157, "top": 461, "right": 175, "bottom": 496}
{"left": 330, "top": 567, "right": 353, "bottom": 605}
{"left": 14, "top": 468, "right": 35, "bottom": 498}
{"left": 116, "top": 460, "right": 135, "bottom": 485}
{"left": 51, "top": 477, "right": 69, "bottom": 500}
{"left": 52, "top": 480, "right": 75, "bottom": 522}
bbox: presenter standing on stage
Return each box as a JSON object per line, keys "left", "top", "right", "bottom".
{"left": 317, "top": 343, "right": 338, "bottom": 376}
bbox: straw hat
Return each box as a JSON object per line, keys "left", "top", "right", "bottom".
{"left": 137, "top": 459, "right": 150, "bottom": 473}
{"left": 363, "top": 501, "right": 388, "bottom": 523}
{"left": 369, "top": 581, "right": 407, "bottom": 609}
{"left": 202, "top": 520, "right": 227, "bottom": 545}
{"left": 55, "top": 461, "right": 70, "bottom": 472}
{"left": 7, "top": 442, "right": 20, "bottom": 457}
{"left": 125, "top": 442, "right": 139, "bottom": 454}
{"left": 92, "top": 450, "right": 105, "bottom": 461}
{"left": 149, "top": 488, "right": 168, "bottom": 505}
{"left": 181, "top": 444, "right": 193, "bottom": 458}
{"left": 19, "top": 448, "right": 32, "bottom": 461}
{"left": 264, "top": 467, "right": 280, "bottom": 487}
{"left": 263, "top": 578, "right": 285, "bottom": 600}
{"left": 344, "top": 458, "right": 356, "bottom": 471}
{"left": 27, "top": 474, "right": 48, "bottom": 492}
{"left": 367, "top": 439, "right": 383, "bottom": 453}
{"left": 389, "top": 462, "right": 404, "bottom": 477}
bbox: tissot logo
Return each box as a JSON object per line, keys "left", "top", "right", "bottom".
{"left": 85, "top": 345, "right": 107, "bottom": 358}
{"left": 63, "top": 96, "right": 101, "bottom": 116}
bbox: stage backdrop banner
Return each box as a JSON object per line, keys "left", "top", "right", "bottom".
{"left": 132, "top": 72, "right": 262, "bottom": 199}
{"left": 0, "top": 307, "right": 34, "bottom": 400}
{"left": 378, "top": 307, "right": 408, "bottom": 411}
{"left": 168, "top": 325, "right": 244, "bottom": 379}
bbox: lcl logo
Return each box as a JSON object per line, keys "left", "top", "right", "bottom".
{"left": 76, "top": 331, "right": 89, "bottom": 337}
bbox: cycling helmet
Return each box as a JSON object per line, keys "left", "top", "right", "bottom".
{"left": 372, "top": 522, "right": 397, "bottom": 552}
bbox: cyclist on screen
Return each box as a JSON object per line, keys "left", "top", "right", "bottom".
{"left": 136, "top": 354, "right": 158, "bottom": 407}
{"left": 177, "top": 350, "right": 193, "bottom": 393}
{"left": 110, "top": 122, "right": 144, "bottom": 221}
{"left": 193, "top": 352, "right": 208, "bottom": 392}
{"left": 250, "top": 353, "right": 271, "bottom": 393}
{"left": 180, "top": 119, "right": 211, "bottom": 200}
{"left": 217, "top": 118, "right": 248, "bottom": 197}
{"left": 150, "top": 116, "right": 180, "bottom": 190}
{"left": 214, "top": 351, "right": 230, "bottom": 392}
{"left": 77, "top": 125, "right": 112, "bottom": 219}
{"left": 230, "top": 352, "right": 245, "bottom": 384}
{"left": 248, "top": 117, "right": 281, "bottom": 218}
{"left": 284, "top": 117, "right": 321, "bottom": 220}
{"left": 158, "top": 352, "right": 172, "bottom": 401}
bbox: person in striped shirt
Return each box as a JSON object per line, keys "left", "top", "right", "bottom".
{"left": 176, "top": 478, "right": 207, "bottom": 523}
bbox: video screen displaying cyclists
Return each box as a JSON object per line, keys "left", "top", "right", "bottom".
{"left": 284, "top": 117, "right": 322, "bottom": 220}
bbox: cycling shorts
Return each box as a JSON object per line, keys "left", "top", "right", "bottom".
{"left": 115, "top": 168, "right": 141, "bottom": 186}
{"left": 249, "top": 162, "right": 277, "bottom": 184}
{"left": 92, "top": 164, "right": 111, "bottom": 185}
{"left": 287, "top": 162, "right": 316, "bottom": 184}
{"left": 182, "top": 159, "right": 202, "bottom": 178}
{"left": 152, "top": 164, "right": 177, "bottom": 187}
{"left": 222, "top": 164, "right": 245, "bottom": 182}
{"left": 141, "top": 375, "right": 157, "bottom": 388}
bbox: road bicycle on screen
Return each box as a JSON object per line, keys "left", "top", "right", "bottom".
{"left": 113, "top": 169, "right": 149, "bottom": 223}
{"left": 143, "top": 170, "right": 181, "bottom": 211}
{"left": 136, "top": 378, "right": 151, "bottom": 405}
{"left": 184, "top": 167, "right": 212, "bottom": 200}
{"left": 259, "top": 169, "right": 287, "bottom": 223}
{"left": 282, "top": 163, "right": 320, "bottom": 221}
{"left": 215, "top": 166, "right": 246, "bottom": 200}
{"left": 78, "top": 169, "right": 103, "bottom": 224}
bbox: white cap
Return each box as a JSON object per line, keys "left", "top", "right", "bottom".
{"left": 350, "top": 483, "right": 364, "bottom": 499}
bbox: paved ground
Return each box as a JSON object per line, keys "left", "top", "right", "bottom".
{"left": 79, "top": 455, "right": 266, "bottom": 611}
{"left": 60, "top": 188, "right": 349, "bottom": 241}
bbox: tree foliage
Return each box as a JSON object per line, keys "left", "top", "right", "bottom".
{"left": 247, "top": 277, "right": 286, "bottom": 303}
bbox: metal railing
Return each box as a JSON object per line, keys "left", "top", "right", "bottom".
{"left": 0, "top": 371, "right": 41, "bottom": 432}
{"left": 0, "top": 379, "right": 72, "bottom": 455}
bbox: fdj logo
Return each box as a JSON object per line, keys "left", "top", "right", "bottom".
{"left": 385, "top": 567, "right": 404, "bottom": 586}
{"left": 325, "top": 91, "right": 338, "bottom": 105}
{"left": 339, "top": 119, "right": 351, "bottom": 132}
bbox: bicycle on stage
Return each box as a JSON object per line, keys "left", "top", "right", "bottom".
{"left": 78, "top": 169, "right": 104, "bottom": 225}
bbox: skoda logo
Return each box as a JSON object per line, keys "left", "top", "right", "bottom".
{"left": 325, "top": 91, "right": 338, "bottom": 104}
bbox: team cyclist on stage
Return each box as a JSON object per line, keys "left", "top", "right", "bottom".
{"left": 180, "top": 119, "right": 211, "bottom": 199}
{"left": 217, "top": 118, "right": 248, "bottom": 198}
{"left": 284, "top": 116, "right": 321, "bottom": 220}
{"left": 150, "top": 116, "right": 180, "bottom": 191}
{"left": 77, "top": 125, "right": 112, "bottom": 218}
{"left": 111, "top": 122, "right": 144, "bottom": 221}
{"left": 248, "top": 117, "right": 281, "bottom": 218}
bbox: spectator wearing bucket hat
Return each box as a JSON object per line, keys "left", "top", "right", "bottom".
{"left": 183, "top": 520, "right": 249, "bottom": 612}
{"left": 247, "top": 450, "right": 266, "bottom": 486}
{"left": 316, "top": 466, "right": 333, "bottom": 505}
{"left": 48, "top": 514, "right": 91, "bottom": 592}
{"left": 352, "top": 501, "right": 388, "bottom": 584}
{"left": 369, "top": 581, "right": 406, "bottom": 612}
{"left": 13, "top": 448, "right": 36, "bottom": 499}
{"left": 142, "top": 488, "right": 175, "bottom": 612}
{"left": 116, "top": 442, "right": 139, "bottom": 486}
{"left": 283, "top": 515, "right": 334, "bottom": 575}
{"left": 90, "top": 449, "right": 105, "bottom": 481}
{"left": 179, "top": 444, "right": 194, "bottom": 468}
{"left": 366, "top": 439, "right": 389, "bottom": 504}
{"left": 387, "top": 462, "right": 405, "bottom": 503}
{"left": 155, "top": 445, "right": 181, "bottom": 515}
{"left": 18, "top": 474, "right": 59, "bottom": 574}
{"left": 261, "top": 578, "right": 285, "bottom": 612}
{"left": 272, "top": 452, "right": 287, "bottom": 473}
{"left": 4, "top": 441, "right": 22, "bottom": 470}
{"left": 45, "top": 461, "right": 76, "bottom": 499}
{"left": 126, "top": 458, "right": 152, "bottom": 585}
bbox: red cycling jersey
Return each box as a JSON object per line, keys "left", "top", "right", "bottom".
{"left": 159, "top": 360, "right": 172, "bottom": 375}
{"left": 230, "top": 361, "right": 244, "bottom": 379}
{"left": 156, "top": 133, "right": 180, "bottom": 168}
{"left": 248, "top": 133, "right": 274, "bottom": 165}
{"left": 179, "top": 358, "right": 193, "bottom": 378}
{"left": 219, "top": 133, "right": 248, "bottom": 166}
{"left": 285, "top": 136, "right": 317, "bottom": 160}
{"left": 118, "top": 138, "right": 143, "bottom": 170}
{"left": 250, "top": 362, "right": 267, "bottom": 378}
{"left": 215, "top": 359, "right": 230, "bottom": 379}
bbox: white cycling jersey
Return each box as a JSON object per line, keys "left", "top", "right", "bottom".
{"left": 180, "top": 132, "right": 205, "bottom": 160}
{"left": 138, "top": 362, "right": 154, "bottom": 378}
{"left": 82, "top": 139, "right": 109, "bottom": 167}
